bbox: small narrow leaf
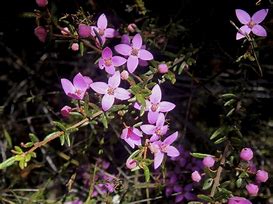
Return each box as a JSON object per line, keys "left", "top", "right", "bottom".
{"left": 210, "top": 127, "right": 225, "bottom": 140}
{"left": 0, "top": 156, "right": 16, "bottom": 169}
{"left": 202, "top": 178, "right": 214, "bottom": 190}
{"left": 190, "top": 152, "right": 211, "bottom": 159}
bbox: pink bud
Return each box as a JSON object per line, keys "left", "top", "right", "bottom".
{"left": 256, "top": 170, "right": 269, "bottom": 183}
{"left": 240, "top": 148, "right": 253, "bottom": 161}
{"left": 61, "top": 106, "right": 72, "bottom": 117}
{"left": 127, "top": 23, "right": 137, "bottom": 33}
{"left": 228, "top": 196, "right": 252, "bottom": 204}
{"left": 126, "top": 158, "right": 137, "bottom": 169}
{"left": 61, "top": 27, "right": 70, "bottom": 35}
{"left": 191, "top": 170, "right": 201, "bottom": 182}
{"left": 158, "top": 63, "right": 168, "bottom": 74}
{"left": 246, "top": 183, "right": 259, "bottom": 196}
{"left": 36, "top": 0, "right": 48, "bottom": 7}
{"left": 121, "top": 70, "right": 129, "bottom": 80}
{"left": 78, "top": 24, "right": 91, "bottom": 38}
{"left": 202, "top": 156, "right": 215, "bottom": 168}
{"left": 71, "top": 43, "right": 79, "bottom": 51}
{"left": 34, "top": 26, "right": 47, "bottom": 43}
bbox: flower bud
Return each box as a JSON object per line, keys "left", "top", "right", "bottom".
{"left": 256, "top": 170, "right": 269, "bottom": 183}
{"left": 121, "top": 70, "right": 129, "bottom": 80}
{"left": 191, "top": 170, "right": 201, "bottom": 182}
{"left": 158, "top": 63, "right": 168, "bottom": 74}
{"left": 61, "top": 27, "right": 70, "bottom": 35}
{"left": 78, "top": 24, "right": 91, "bottom": 38}
{"left": 202, "top": 156, "right": 215, "bottom": 168}
{"left": 127, "top": 23, "right": 137, "bottom": 33}
{"left": 61, "top": 106, "right": 72, "bottom": 117}
{"left": 126, "top": 158, "right": 137, "bottom": 169}
{"left": 36, "top": 0, "right": 48, "bottom": 7}
{"left": 71, "top": 43, "right": 79, "bottom": 51}
{"left": 228, "top": 196, "right": 252, "bottom": 204}
{"left": 34, "top": 26, "right": 47, "bottom": 43}
{"left": 246, "top": 183, "right": 259, "bottom": 196}
{"left": 240, "top": 148, "right": 253, "bottom": 161}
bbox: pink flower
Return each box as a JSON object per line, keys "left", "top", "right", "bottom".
{"left": 34, "top": 26, "right": 47, "bottom": 43}
{"left": 115, "top": 33, "right": 153, "bottom": 73}
{"left": 228, "top": 196, "right": 252, "bottom": 204}
{"left": 202, "top": 156, "right": 215, "bottom": 168}
{"left": 149, "top": 131, "right": 180, "bottom": 169}
{"left": 78, "top": 24, "right": 91, "bottom": 38}
{"left": 98, "top": 47, "right": 126, "bottom": 75}
{"left": 90, "top": 71, "right": 131, "bottom": 111}
{"left": 246, "top": 183, "right": 259, "bottom": 196}
{"left": 240, "top": 148, "right": 253, "bottom": 161}
{"left": 71, "top": 43, "right": 79, "bottom": 51}
{"left": 121, "top": 127, "right": 142, "bottom": 148}
{"left": 140, "top": 113, "right": 168, "bottom": 142}
{"left": 127, "top": 23, "right": 137, "bottom": 33}
{"left": 191, "top": 170, "right": 201, "bottom": 182}
{"left": 61, "top": 106, "right": 72, "bottom": 117}
{"left": 126, "top": 158, "right": 138, "bottom": 169}
{"left": 158, "top": 63, "right": 168, "bottom": 73}
{"left": 256, "top": 170, "right": 269, "bottom": 183}
{"left": 121, "top": 70, "right": 129, "bottom": 80}
{"left": 36, "top": 0, "right": 48, "bottom": 7}
{"left": 235, "top": 9, "right": 268, "bottom": 40}
{"left": 61, "top": 27, "right": 70, "bottom": 35}
{"left": 91, "top": 14, "right": 116, "bottom": 45}
{"left": 61, "top": 73, "right": 91, "bottom": 100}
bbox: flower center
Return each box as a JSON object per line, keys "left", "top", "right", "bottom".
{"left": 151, "top": 103, "right": 159, "bottom": 112}
{"left": 248, "top": 20, "right": 256, "bottom": 29}
{"left": 127, "top": 128, "right": 133, "bottom": 138}
{"left": 104, "top": 58, "right": 112, "bottom": 66}
{"left": 131, "top": 48, "right": 139, "bottom": 56}
{"left": 98, "top": 28, "right": 105, "bottom": 36}
{"left": 75, "top": 89, "right": 82, "bottom": 96}
{"left": 107, "top": 87, "right": 115, "bottom": 95}
{"left": 160, "top": 144, "right": 168, "bottom": 152}
{"left": 155, "top": 128, "right": 162, "bottom": 136}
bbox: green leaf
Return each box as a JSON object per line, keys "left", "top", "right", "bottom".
{"left": 29, "top": 133, "right": 39, "bottom": 143}
{"left": 80, "top": 41, "right": 84, "bottom": 56}
{"left": 190, "top": 152, "right": 211, "bottom": 159}
{"left": 24, "top": 142, "right": 34, "bottom": 148}
{"left": 197, "top": 194, "right": 213, "bottom": 202}
{"left": 220, "top": 93, "right": 236, "bottom": 98}
{"left": 236, "top": 178, "right": 243, "bottom": 188}
{"left": 44, "top": 132, "right": 59, "bottom": 140}
{"left": 60, "top": 135, "right": 65, "bottom": 146}
{"left": 66, "top": 128, "right": 78, "bottom": 134}
{"left": 226, "top": 108, "right": 235, "bottom": 117}
{"left": 101, "top": 114, "right": 108, "bottom": 129}
{"left": 202, "top": 178, "right": 214, "bottom": 190}
{"left": 14, "top": 146, "right": 23, "bottom": 154}
{"left": 0, "top": 156, "right": 16, "bottom": 169}
{"left": 65, "top": 133, "right": 71, "bottom": 146}
{"left": 224, "top": 99, "right": 235, "bottom": 107}
{"left": 214, "top": 136, "right": 227, "bottom": 144}
{"left": 164, "top": 71, "right": 176, "bottom": 84}
{"left": 53, "top": 121, "right": 66, "bottom": 131}
{"left": 19, "top": 158, "right": 27, "bottom": 169}
{"left": 210, "top": 127, "right": 225, "bottom": 140}
{"left": 3, "top": 127, "right": 12, "bottom": 148}
{"left": 143, "top": 165, "right": 150, "bottom": 182}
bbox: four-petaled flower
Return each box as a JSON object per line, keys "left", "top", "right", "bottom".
{"left": 91, "top": 13, "right": 116, "bottom": 45}
{"left": 140, "top": 113, "right": 168, "bottom": 142}
{"left": 61, "top": 73, "right": 92, "bottom": 100}
{"left": 149, "top": 131, "right": 180, "bottom": 169}
{"left": 90, "top": 71, "right": 131, "bottom": 111}
{"left": 115, "top": 33, "right": 153, "bottom": 73}
{"left": 99, "top": 47, "right": 126, "bottom": 75}
{"left": 235, "top": 9, "right": 268, "bottom": 40}
{"left": 121, "top": 127, "right": 142, "bottom": 148}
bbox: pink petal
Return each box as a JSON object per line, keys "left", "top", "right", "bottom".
{"left": 235, "top": 9, "right": 251, "bottom": 24}
{"left": 252, "top": 9, "right": 268, "bottom": 24}
{"left": 156, "top": 113, "right": 165, "bottom": 127}
{"left": 90, "top": 82, "right": 108, "bottom": 94}
{"left": 140, "top": 125, "right": 156, "bottom": 135}
{"left": 105, "top": 28, "right": 116, "bottom": 38}
{"left": 121, "top": 128, "right": 129, "bottom": 139}
{"left": 114, "top": 88, "right": 131, "bottom": 100}
{"left": 236, "top": 25, "right": 251, "bottom": 40}
{"left": 105, "top": 65, "right": 115, "bottom": 75}
{"left": 112, "top": 56, "right": 126, "bottom": 67}
{"left": 148, "top": 111, "right": 160, "bottom": 124}
{"left": 121, "top": 34, "right": 131, "bottom": 44}
{"left": 134, "top": 102, "right": 141, "bottom": 110}
{"left": 150, "top": 134, "right": 160, "bottom": 142}
{"left": 124, "top": 137, "right": 136, "bottom": 148}
{"left": 114, "top": 44, "right": 131, "bottom": 56}
{"left": 102, "top": 47, "right": 112, "bottom": 59}
{"left": 61, "top": 79, "right": 76, "bottom": 96}
{"left": 127, "top": 55, "right": 139, "bottom": 73}
{"left": 154, "top": 152, "right": 164, "bottom": 169}
{"left": 139, "top": 49, "right": 153, "bottom": 61}
{"left": 73, "top": 73, "right": 88, "bottom": 91}
{"left": 252, "top": 25, "right": 267, "bottom": 37}
{"left": 97, "top": 13, "right": 107, "bottom": 30}
{"left": 139, "top": 59, "right": 148, "bottom": 67}
{"left": 90, "top": 26, "right": 98, "bottom": 37}
{"left": 108, "top": 71, "right": 120, "bottom": 88}
{"left": 98, "top": 58, "right": 105, "bottom": 69}
{"left": 163, "top": 132, "right": 178, "bottom": 145}
{"left": 102, "top": 94, "right": 115, "bottom": 111}
{"left": 166, "top": 146, "right": 180, "bottom": 157}
{"left": 132, "top": 128, "right": 143, "bottom": 137}
{"left": 84, "top": 76, "right": 93, "bottom": 86}
{"left": 150, "top": 84, "right": 162, "bottom": 104}
{"left": 159, "top": 101, "right": 176, "bottom": 112}
{"left": 132, "top": 33, "right": 142, "bottom": 49}
{"left": 161, "top": 125, "right": 168, "bottom": 135}
{"left": 236, "top": 32, "right": 246, "bottom": 40}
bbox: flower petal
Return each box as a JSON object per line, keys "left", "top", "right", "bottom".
{"left": 105, "top": 28, "right": 116, "bottom": 38}
{"left": 61, "top": 78, "right": 76, "bottom": 96}
{"left": 102, "top": 94, "right": 115, "bottom": 111}
{"left": 114, "top": 44, "right": 131, "bottom": 56}
{"left": 166, "top": 146, "right": 180, "bottom": 157}
{"left": 161, "top": 125, "right": 169, "bottom": 135}
{"left": 105, "top": 65, "right": 115, "bottom": 75}
{"left": 102, "top": 47, "right": 112, "bottom": 59}
{"left": 252, "top": 9, "right": 269, "bottom": 24}
{"left": 112, "top": 56, "right": 127, "bottom": 67}
{"left": 98, "top": 58, "right": 105, "bottom": 69}
{"left": 132, "top": 33, "right": 142, "bottom": 49}
{"left": 140, "top": 124, "right": 156, "bottom": 135}
{"left": 108, "top": 71, "right": 120, "bottom": 88}
{"left": 73, "top": 73, "right": 88, "bottom": 91}
{"left": 132, "top": 128, "right": 143, "bottom": 137}
{"left": 97, "top": 13, "right": 107, "bottom": 30}
{"left": 150, "top": 134, "right": 160, "bottom": 142}
{"left": 154, "top": 152, "right": 164, "bottom": 169}
{"left": 121, "top": 34, "right": 131, "bottom": 44}
{"left": 150, "top": 84, "right": 162, "bottom": 104}
{"left": 114, "top": 88, "right": 131, "bottom": 100}
{"left": 156, "top": 113, "right": 165, "bottom": 127}
{"left": 90, "top": 82, "right": 108, "bottom": 94}
{"left": 163, "top": 131, "right": 178, "bottom": 145}
{"left": 252, "top": 25, "right": 267, "bottom": 37}
{"left": 159, "top": 101, "right": 176, "bottom": 112}
{"left": 236, "top": 25, "right": 251, "bottom": 40}
{"left": 235, "top": 9, "right": 251, "bottom": 24}
{"left": 139, "top": 49, "right": 153, "bottom": 60}
{"left": 127, "top": 55, "right": 139, "bottom": 73}
{"left": 148, "top": 111, "right": 160, "bottom": 124}
{"left": 121, "top": 128, "right": 128, "bottom": 139}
